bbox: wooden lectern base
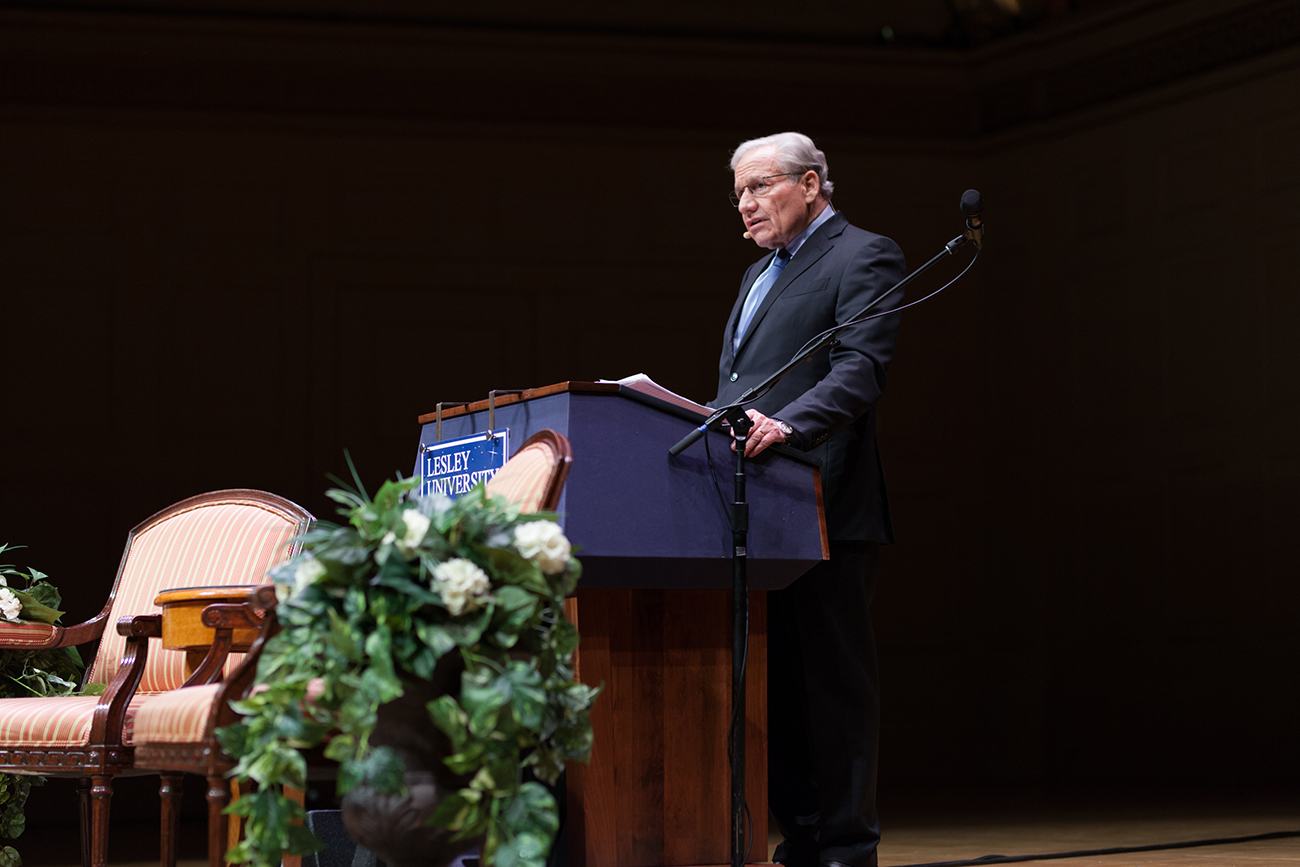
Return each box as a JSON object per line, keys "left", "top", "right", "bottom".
{"left": 565, "top": 588, "right": 767, "bottom": 867}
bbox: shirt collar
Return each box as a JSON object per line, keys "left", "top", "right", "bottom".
{"left": 784, "top": 204, "right": 836, "bottom": 258}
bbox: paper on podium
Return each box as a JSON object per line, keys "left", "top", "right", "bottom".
{"left": 599, "top": 373, "right": 710, "bottom": 417}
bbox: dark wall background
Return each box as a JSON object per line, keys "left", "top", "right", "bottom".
{"left": 2, "top": 0, "right": 1298, "bottom": 823}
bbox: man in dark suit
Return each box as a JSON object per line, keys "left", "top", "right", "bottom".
{"left": 712, "top": 132, "right": 905, "bottom": 867}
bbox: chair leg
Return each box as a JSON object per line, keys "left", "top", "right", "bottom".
{"left": 207, "top": 775, "right": 230, "bottom": 867}
{"left": 160, "top": 773, "right": 184, "bottom": 867}
{"left": 78, "top": 777, "right": 93, "bottom": 867}
{"left": 227, "top": 778, "right": 243, "bottom": 856}
{"left": 90, "top": 775, "right": 113, "bottom": 867}
{"left": 283, "top": 785, "right": 305, "bottom": 867}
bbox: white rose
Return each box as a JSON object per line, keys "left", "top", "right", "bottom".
{"left": 416, "top": 492, "right": 454, "bottom": 517}
{"left": 513, "top": 522, "right": 571, "bottom": 576}
{"left": 400, "top": 509, "right": 431, "bottom": 552}
{"left": 0, "top": 587, "right": 22, "bottom": 623}
{"left": 432, "top": 558, "right": 491, "bottom": 616}
{"left": 0, "top": 575, "right": 7, "bottom": 587}
{"left": 294, "top": 557, "right": 327, "bottom": 594}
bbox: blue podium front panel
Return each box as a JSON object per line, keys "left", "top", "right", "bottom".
{"left": 415, "top": 389, "right": 826, "bottom": 590}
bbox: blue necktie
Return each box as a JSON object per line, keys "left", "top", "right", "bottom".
{"left": 733, "top": 249, "right": 791, "bottom": 354}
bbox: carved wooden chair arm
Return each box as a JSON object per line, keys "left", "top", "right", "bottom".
{"left": 208, "top": 598, "right": 284, "bottom": 732}
{"left": 180, "top": 585, "right": 280, "bottom": 688}
{"left": 199, "top": 605, "right": 261, "bottom": 631}
{"left": 87, "top": 614, "right": 162, "bottom": 744}
{"left": 116, "top": 613, "right": 163, "bottom": 638}
{"left": 200, "top": 584, "right": 278, "bottom": 630}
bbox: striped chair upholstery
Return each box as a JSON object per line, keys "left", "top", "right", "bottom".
{"left": 0, "top": 694, "right": 151, "bottom": 747}
{"left": 486, "top": 430, "right": 573, "bottom": 514}
{"left": 0, "top": 490, "right": 311, "bottom": 867}
{"left": 128, "top": 683, "right": 221, "bottom": 746}
{"left": 0, "top": 622, "right": 56, "bottom": 646}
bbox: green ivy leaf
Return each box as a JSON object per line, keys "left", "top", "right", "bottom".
{"left": 478, "top": 546, "right": 550, "bottom": 595}
{"left": 354, "top": 745, "right": 405, "bottom": 794}
{"left": 284, "top": 823, "right": 326, "bottom": 855}
{"left": 427, "top": 695, "right": 468, "bottom": 748}
{"left": 416, "top": 622, "right": 457, "bottom": 660}
{"left": 372, "top": 572, "right": 442, "bottom": 606}
{"left": 216, "top": 722, "right": 251, "bottom": 759}
{"left": 548, "top": 620, "right": 579, "bottom": 660}
{"left": 326, "top": 608, "right": 363, "bottom": 661}
{"left": 9, "top": 590, "right": 62, "bottom": 625}
{"left": 23, "top": 581, "right": 61, "bottom": 611}
{"left": 409, "top": 646, "right": 438, "bottom": 680}
{"left": 461, "top": 670, "right": 510, "bottom": 739}
{"left": 443, "top": 606, "right": 492, "bottom": 649}
{"left": 551, "top": 559, "right": 581, "bottom": 598}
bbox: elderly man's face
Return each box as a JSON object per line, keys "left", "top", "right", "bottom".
{"left": 733, "top": 146, "right": 820, "bottom": 250}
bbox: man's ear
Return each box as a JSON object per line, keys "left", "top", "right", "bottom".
{"left": 803, "top": 171, "right": 820, "bottom": 203}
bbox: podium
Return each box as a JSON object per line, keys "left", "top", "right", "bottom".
{"left": 416, "top": 383, "right": 828, "bottom": 867}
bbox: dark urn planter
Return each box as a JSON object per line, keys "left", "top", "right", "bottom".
{"left": 341, "top": 660, "right": 483, "bottom": 867}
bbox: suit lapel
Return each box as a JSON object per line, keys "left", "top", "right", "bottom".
{"left": 726, "top": 257, "right": 771, "bottom": 359}
{"left": 734, "top": 212, "right": 846, "bottom": 358}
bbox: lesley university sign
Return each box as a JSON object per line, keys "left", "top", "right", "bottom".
{"left": 419, "top": 430, "right": 509, "bottom": 498}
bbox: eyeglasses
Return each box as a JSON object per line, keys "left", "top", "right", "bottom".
{"left": 729, "top": 172, "right": 801, "bottom": 207}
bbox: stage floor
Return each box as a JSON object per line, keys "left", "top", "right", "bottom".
{"left": 866, "top": 787, "right": 1300, "bottom": 867}
{"left": 35, "top": 787, "right": 1300, "bottom": 866}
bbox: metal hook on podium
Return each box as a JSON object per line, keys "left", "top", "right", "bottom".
{"left": 486, "top": 390, "right": 525, "bottom": 439}
{"left": 434, "top": 402, "right": 470, "bottom": 443}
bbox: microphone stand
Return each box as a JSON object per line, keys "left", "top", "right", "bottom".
{"left": 722, "top": 405, "right": 753, "bottom": 867}
{"left": 668, "top": 219, "right": 981, "bottom": 867}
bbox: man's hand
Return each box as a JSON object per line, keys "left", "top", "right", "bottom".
{"left": 731, "top": 408, "right": 788, "bottom": 457}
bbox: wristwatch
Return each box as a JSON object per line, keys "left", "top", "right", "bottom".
{"left": 772, "top": 418, "right": 795, "bottom": 443}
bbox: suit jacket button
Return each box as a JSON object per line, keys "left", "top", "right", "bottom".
{"left": 730, "top": 372, "right": 739, "bottom": 382}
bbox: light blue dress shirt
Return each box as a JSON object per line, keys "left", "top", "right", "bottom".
{"left": 733, "top": 205, "right": 836, "bottom": 354}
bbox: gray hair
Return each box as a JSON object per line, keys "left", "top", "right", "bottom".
{"left": 729, "top": 131, "right": 834, "bottom": 201}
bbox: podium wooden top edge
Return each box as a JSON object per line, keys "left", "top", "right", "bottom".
{"left": 416, "top": 381, "right": 619, "bottom": 424}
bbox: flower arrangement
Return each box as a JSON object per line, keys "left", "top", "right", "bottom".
{"left": 218, "top": 475, "right": 597, "bottom": 867}
{"left": 0, "top": 544, "right": 86, "bottom": 867}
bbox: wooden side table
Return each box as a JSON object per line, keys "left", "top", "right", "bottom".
{"left": 154, "top": 585, "right": 263, "bottom": 681}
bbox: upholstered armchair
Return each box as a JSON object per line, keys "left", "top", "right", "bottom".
{"left": 484, "top": 429, "right": 573, "bottom": 512}
{"left": 0, "top": 489, "right": 311, "bottom": 867}
{"left": 133, "top": 430, "right": 574, "bottom": 867}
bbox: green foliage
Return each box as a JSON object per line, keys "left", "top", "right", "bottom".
{"left": 0, "top": 545, "right": 86, "bottom": 864}
{"left": 220, "top": 479, "right": 597, "bottom": 867}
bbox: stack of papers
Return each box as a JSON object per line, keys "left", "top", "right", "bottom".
{"left": 598, "top": 373, "right": 711, "bottom": 416}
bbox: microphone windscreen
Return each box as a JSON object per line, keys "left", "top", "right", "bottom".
{"left": 743, "top": 231, "right": 753, "bottom": 239}
{"left": 960, "top": 189, "right": 983, "bottom": 217}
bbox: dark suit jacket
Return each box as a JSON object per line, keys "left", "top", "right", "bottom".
{"left": 712, "top": 210, "right": 905, "bottom": 543}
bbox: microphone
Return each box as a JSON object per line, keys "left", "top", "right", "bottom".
{"left": 669, "top": 423, "right": 708, "bottom": 457}
{"left": 960, "top": 189, "right": 983, "bottom": 249}
{"left": 743, "top": 231, "right": 753, "bottom": 239}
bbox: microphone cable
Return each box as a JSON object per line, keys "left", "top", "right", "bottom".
{"left": 790, "top": 247, "right": 981, "bottom": 372}
{"left": 895, "top": 827, "right": 1300, "bottom": 867}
